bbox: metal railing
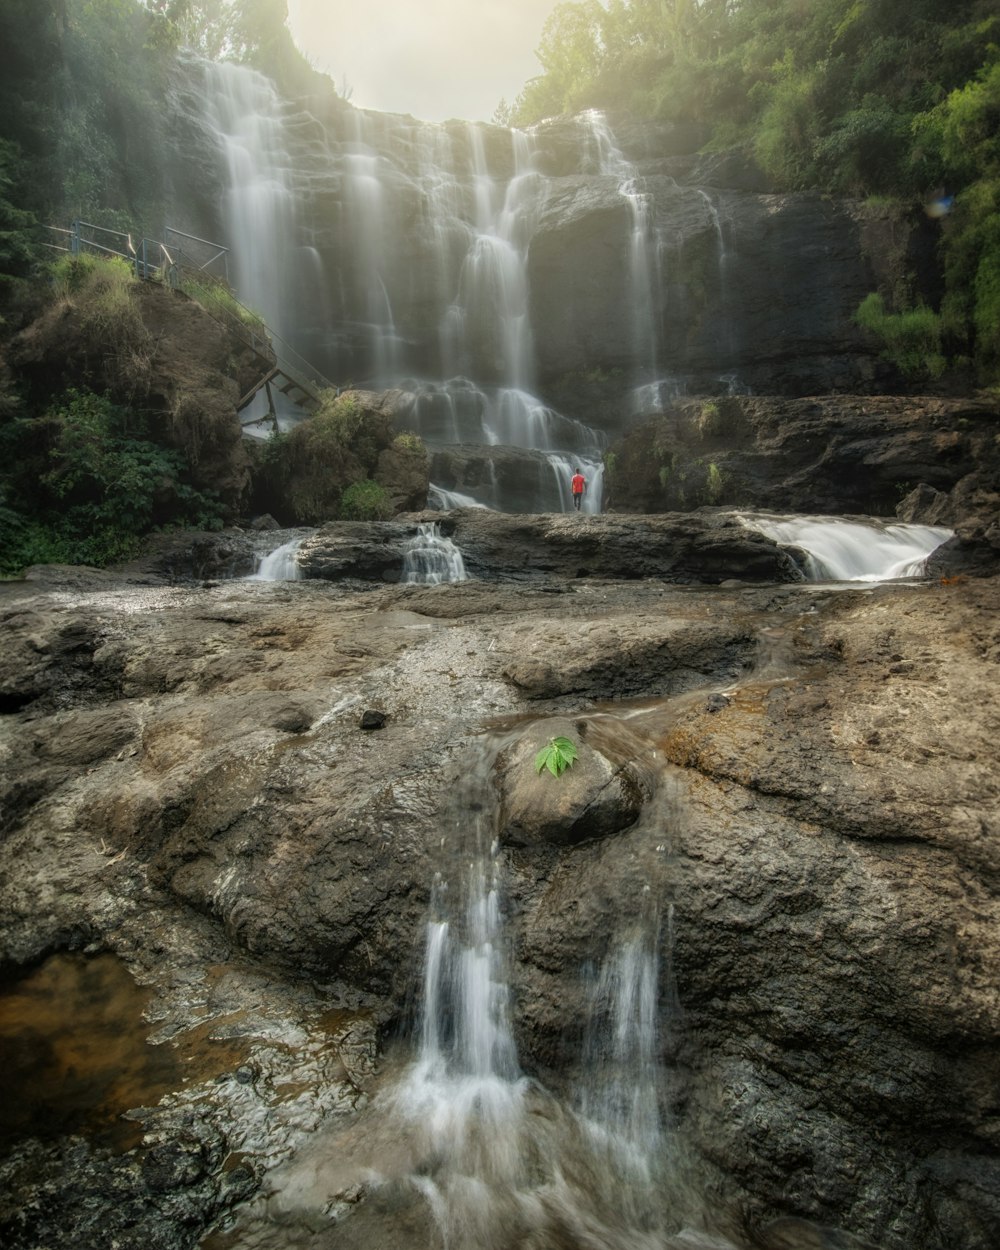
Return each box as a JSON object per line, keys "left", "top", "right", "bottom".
{"left": 41, "top": 220, "right": 338, "bottom": 409}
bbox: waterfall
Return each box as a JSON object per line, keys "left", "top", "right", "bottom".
{"left": 246, "top": 536, "right": 305, "bottom": 581}
{"left": 389, "top": 747, "right": 532, "bottom": 1249}
{"left": 739, "top": 513, "right": 953, "bottom": 581}
{"left": 580, "top": 926, "right": 663, "bottom": 1165}
{"left": 545, "top": 452, "right": 605, "bottom": 515}
{"left": 401, "top": 523, "right": 468, "bottom": 584}
{"left": 178, "top": 58, "right": 329, "bottom": 432}
{"left": 195, "top": 734, "right": 736, "bottom": 1249}
{"left": 190, "top": 59, "right": 298, "bottom": 340}
{"left": 697, "top": 190, "right": 737, "bottom": 368}
{"left": 582, "top": 110, "right": 663, "bottom": 379}
{"left": 383, "top": 737, "right": 689, "bottom": 1250}
{"left": 428, "top": 484, "right": 490, "bottom": 510}
{"left": 174, "top": 63, "right": 615, "bottom": 512}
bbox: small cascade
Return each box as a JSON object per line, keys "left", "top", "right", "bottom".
{"left": 389, "top": 750, "right": 531, "bottom": 1249}
{"left": 401, "top": 523, "right": 468, "bottom": 584}
{"left": 247, "top": 537, "right": 304, "bottom": 581}
{"left": 580, "top": 927, "right": 663, "bottom": 1163}
{"left": 195, "top": 735, "right": 736, "bottom": 1249}
{"left": 428, "top": 484, "right": 490, "bottom": 510}
{"left": 546, "top": 452, "right": 605, "bottom": 514}
{"left": 384, "top": 736, "right": 686, "bottom": 1250}
{"left": 740, "top": 514, "right": 953, "bottom": 581}
{"left": 695, "top": 189, "right": 739, "bottom": 366}
{"left": 583, "top": 110, "right": 664, "bottom": 378}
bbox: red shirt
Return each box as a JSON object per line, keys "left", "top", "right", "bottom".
{"left": 571, "top": 474, "right": 585, "bottom": 494}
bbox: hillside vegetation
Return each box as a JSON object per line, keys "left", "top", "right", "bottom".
{"left": 0, "top": 1, "right": 997, "bottom": 573}
{"left": 508, "top": 0, "right": 1000, "bottom": 382}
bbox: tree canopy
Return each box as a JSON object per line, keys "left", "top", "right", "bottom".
{"left": 511, "top": 0, "right": 1000, "bottom": 378}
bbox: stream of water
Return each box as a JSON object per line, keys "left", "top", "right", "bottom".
{"left": 200, "top": 731, "right": 730, "bottom": 1250}
{"left": 401, "top": 523, "right": 468, "bottom": 584}
{"left": 738, "top": 513, "right": 952, "bottom": 580}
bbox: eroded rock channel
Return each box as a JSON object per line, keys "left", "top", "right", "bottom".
{"left": 1, "top": 516, "right": 998, "bottom": 1250}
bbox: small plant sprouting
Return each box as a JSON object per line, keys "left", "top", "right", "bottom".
{"left": 534, "top": 736, "right": 579, "bottom": 779}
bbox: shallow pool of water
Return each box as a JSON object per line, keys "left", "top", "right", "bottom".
{"left": 0, "top": 951, "right": 246, "bottom": 1153}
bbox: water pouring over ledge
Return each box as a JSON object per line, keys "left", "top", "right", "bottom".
{"left": 245, "top": 537, "right": 306, "bottom": 581}
{"left": 402, "top": 523, "right": 468, "bottom": 584}
{"left": 738, "top": 514, "right": 953, "bottom": 582}
{"left": 202, "top": 735, "right": 733, "bottom": 1250}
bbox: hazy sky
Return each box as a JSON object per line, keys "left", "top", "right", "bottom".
{"left": 286, "top": 0, "right": 557, "bottom": 123}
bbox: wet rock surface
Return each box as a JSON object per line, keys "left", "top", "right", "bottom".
{"left": 1, "top": 534, "right": 998, "bottom": 1250}
{"left": 606, "top": 394, "right": 1000, "bottom": 544}
{"left": 292, "top": 508, "right": 807, "bottom": 586}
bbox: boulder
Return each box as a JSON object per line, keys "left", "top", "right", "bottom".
{"left": 446, "top": 508, "right": 805, "bottom": 584}
{"left": 494, "top": 718, "right": 646, "bottom": 847}
{"left": 296, "top": 520, "right": 412, "bottom": 580}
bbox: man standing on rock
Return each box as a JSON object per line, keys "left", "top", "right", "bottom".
{"left": 571, "top": 469, "right": 586, "bottom": 511}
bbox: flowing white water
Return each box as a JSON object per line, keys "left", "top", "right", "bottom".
{"left": 189, "top": 58, "right": 311, "bottom": 356}
{"left": 180, "top": 63, "right": 616, "bottom": 511}
{"left": 382, "top": 737, "right": 696, "bottom": 1250}
{"left": 246, "top": 537, "right": 304, "bottom": 581}
{"left": 739, "top": 514, "right": 953, "bottom": 581}
{"left": 401, "top": 523, "right": 468, "bottom": 584}
{"left": 191, "top": 736, "right": 739, "bottom": 1250}
{"left": 583, "top": 110, "right": 664, "bottom": 378}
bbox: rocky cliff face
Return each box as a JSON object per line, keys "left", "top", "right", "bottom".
{"left": 603, "top": 393, "right": 1000, "bottom": 574}
{"left": 164, "top": 64, "right": 931, "bottom": 488}
{"left": 9, "top": 281, "right": 260, "bottom": 514}
{"left": 1, "top": 527, "right": 998, "bottom": 1250}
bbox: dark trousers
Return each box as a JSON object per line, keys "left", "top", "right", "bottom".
{"left": 572, "top": 492, "right": 583, "bottom": 510}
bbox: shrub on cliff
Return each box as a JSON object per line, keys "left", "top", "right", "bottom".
{"left": 855, "top": 293, "right": 946, "bottom": 380}
{"left": 246, "top": 393, "right": 428, "bottom": 524}
{"left": 0, "top": 388, "right": 224, "bottom": 575}
{"left": 48, "top": 253, "right": 153, "bottom": 398}
{"left": 339, "top": 479, "right": 392, "bottom": 521}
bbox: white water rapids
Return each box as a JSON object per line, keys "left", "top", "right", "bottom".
{"left": 739, "top": 514, "right": 952, "bottom": 581}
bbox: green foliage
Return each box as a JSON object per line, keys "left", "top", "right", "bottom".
{"left": 53, "top": 2, "right": 171, "bottom": 230}
{"left": 50, "top": 253, "right": 152, "bottom": 395}
{"left": 154, "top": 1, "right": 316, "bottom": 93}
{"left": 180, "top": 275, "right": 267, "bottom": 335}
{"left": 0, "top": 139, "right": 40, "bottom": 287}
{"left": 0, "top": 388, "right": 224, "bottom": 575}
{"left": 752, "top": 64, "right": 824, "bottom": 188}
{"left": 309, "top": 391, "right": 388, "bottom": 468}
{"left": 705, "top": 461, "right": 723, "bottom": 503}
{"left": 255, "top": 391, "right": 396, "bottom": 524}
{"left": 339, "top": 478, "right": 392, "bottom": 521}
{"left": 534, "top": 736, "right": 579, "bottom": 779}
{"left": 392, "top": 431, "right": 424, "bottom": 453}
{"left": 855, "top": 292, "right": 946, "bottom": 379}
{"left": 696, "top": 401, "right": 721, "bottom": 438}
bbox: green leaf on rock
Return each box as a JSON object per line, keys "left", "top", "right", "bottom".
{"left": 534, "top": 736, "right": 579, "bottom": 778}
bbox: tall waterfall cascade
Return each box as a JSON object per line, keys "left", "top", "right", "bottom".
{"left": 739, "top": 514, "right": 953, "bottom": 581}
{"left": 169, "top": 60, "right": 884, "bottom": 515}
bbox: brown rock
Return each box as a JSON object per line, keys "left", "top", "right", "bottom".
{"left": 495, "top": 717, "right": 647, "bottom": 846}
